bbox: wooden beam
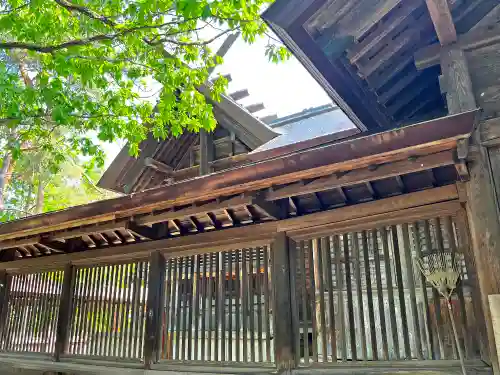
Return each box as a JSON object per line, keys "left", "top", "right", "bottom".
{"left": 54, "top": 264, "right": 74, "bottom": 361}
{"left": 245, "top": 103, "right": 265, "bottom": 114}
{"left": 415, "top": 23, "right": 500, "bottom": 69}
{"left": 127, "top": 222, "right": 157, "bottom": 240}
{"left": 425, "top": 0, "right": 457, "bottom": 45}
{"left": 229, "top": 89, "right": 249, "bottom": 101}
{"left": 279, "top": 184, "right": 459, "bottom": 234}
{"left": 252, "top": 197, "right": 283, "bottom": 220}
{"left": 144, "top": 158, "right": 173, "bottom": 174}
{"left": 0, "top": 111, "right": 477, "bottom": 242}
{"left": 271, "top": 232, "right": 295, "bottom": 369}
{"left": 266, "top": 150, "right": 456, "bottom": 201}
{"left": 144, "top": 251, "right": 165, "bottom": 368}
{"left": 441, "top": 46, "right": 477, "bottom": 114}
{"left": 199, "top": 130, "right": 214, "bottom": 176}
{"left": 134, "top": 194, "right": 256, "bottom": 226}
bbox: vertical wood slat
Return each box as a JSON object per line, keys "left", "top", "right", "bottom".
{"left": 381, "top": 227, "right": 399, "bottom": 359}
{"left": 256, "top": 248, "right": 263, "bottom": 363}
{"left": 334, "top": 235, "right": 347, "bottom": 361}
{"left": 163, "top": 258, "right": 173, "bottom": 360}
{"left": 343, "top": 233, "right": 356, "bottom": 361}
{"left": 174, "top": 258, "right": 182, "bottom": 360}
{"left": 0, "top": 271, "right": 11, "bottom": 348}
{"left": 372, "top": 229, "right": 389, "bottom": 360}
{"left": 443, "top": 216, "right": 471, "bottom": 359}
{"left": 55, "top": 264, "right": 75, "bottom": 361}
{"left": 180, "top": 258, "right": 189, "bottom": 360}
{"left": 391, "top": 225, "right": 411, "bottom": 359}
{"left": 289, "top": 241, "right": 300, "bottom": 367}
{"left": 206, "top": 254, "right": 214, "bottom": 360}
{"left": 434, "top": 218, "right": 457, "bottom": 359}
{"left": 423, "top": 220, "right": 445, "bottom": 359}
{"left": 412, "top": 222, "right": 433, "bottom": 359}
{"left": 248, "top": 248, "right": 255, "bottom": 363}
{"left": 112, "top": 264, "right": 123, "bottom": 358}
{"left": 214, "top": 251, "right": 221, "bottom": 362}
{"left": 193, "top": 254, "right": 201, "bottom": 361}
{"left": 401, "top": 223, "right": 423, "bottom": 359}
{"left": 352, "top": 233, "right": 366, "bottom": 360}
{"left": 323, "top": 236, "right": 337, "bottom": 363}
{"left": 227, "top": 251, "right": 233, "bottom": 362}
{"left": 312, "top": 238, "right": 327, "bottom": 362}
{"left": 308, "top": 240, "right": 318, "bottom": 363}
{"left": 362, "top": 231, "right": 378, "bottom": 360}
{"left": 242, "top": 249, "right": 248, "bottom": 362}
{"left": 299, "top": 241, "right": 310, "bottom": 365}
{"left": 272, "top": 232, "right": 294, "bottom": 369}
{"left": 235, "top": 251, "right": 241, "bottom": 362}
{"left": 220, "top": 252, "right": 227, "bottom": 362}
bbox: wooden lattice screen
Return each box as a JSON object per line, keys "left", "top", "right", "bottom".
{"left": 291, "top": 215, "right": 481, "bottom": 364}
{"left": 68, "top": 261, "right": 149, "bottom": 359}
{"left": 0, "top": 270, "right": 64, "bottom": 353}
{"left": 160, "top": 246, "right": 275, "bottom": 364}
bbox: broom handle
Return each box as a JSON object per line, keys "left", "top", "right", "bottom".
{"left": 446, "top": 299, "right": 467, "bottom": 375}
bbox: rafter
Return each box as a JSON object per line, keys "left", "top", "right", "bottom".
{"left": 144, "top": 157, "right": 173, "bottom": 174}
{"left": 425, "top": 0, "right": 457, "bottom": 45}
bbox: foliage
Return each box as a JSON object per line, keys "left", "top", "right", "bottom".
{"left": 0, "top": 151, "right": 114, "bottom": 222}
{"left": 0, "top": 0, "right": 290, "bottom": 169}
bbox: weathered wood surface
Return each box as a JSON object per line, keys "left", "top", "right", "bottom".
{"left": 0, "top": 110, "right": 476, "bottom": 242}
{"left": 425, "top": 0, "right": 457, "bottom": 45}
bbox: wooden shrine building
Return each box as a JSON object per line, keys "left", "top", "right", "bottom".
{"left": 1, "top": 1, "right": 500, "bottom": 374}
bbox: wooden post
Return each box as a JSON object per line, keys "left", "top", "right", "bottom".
{"left": 144, "top": 251, "right": 166, "bottom": 368}
{"left": 54, "top": 263, "right": 75, "bottom": 361}
{"left": 0, "top": 271, "right": 10, "bottom": 341}
{"left": 271, "top": 232, "right": 295, "bottom": 369}
{"left": 199, "top": 130, "right": 214, "bottom": 176}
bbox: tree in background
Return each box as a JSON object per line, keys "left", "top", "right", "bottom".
{"left": 0, "top": 0, "right": 289, "bottom": 213}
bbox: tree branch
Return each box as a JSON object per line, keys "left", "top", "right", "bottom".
{"left": 53, "top": 0, "right": 116, "bottom": 27}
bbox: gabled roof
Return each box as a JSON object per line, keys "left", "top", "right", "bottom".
{"left": 98, "top": 91, "right": 279, "bottom": 194}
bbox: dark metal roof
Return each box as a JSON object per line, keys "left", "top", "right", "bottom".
{"left": 253, "top": 104, "right": 357, "bottom": 153}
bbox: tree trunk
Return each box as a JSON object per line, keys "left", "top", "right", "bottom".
{"left": 0, "top": 153, "right": 12, "bottom": 210}
{"left": 35, "top": 176, "right": 44, "bottom": 214}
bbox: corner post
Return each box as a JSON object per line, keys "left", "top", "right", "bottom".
{"left": 55, "top": 263, "right": 75, "bottom": 362}
{"left": 144, "top": 251, "right": 166, "bottom": 368}
{"left": 271, "top": 231, "right": 296, "bottom": 369}
{"left": 0, "top": 271, "right": 10, "bottom": 340}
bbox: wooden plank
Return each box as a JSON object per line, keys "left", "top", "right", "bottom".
{"left": 425, "top": 0, "right": 457, "bottom": 45}
{"left": 235, "top": 250, "right": 241, "bottom": 362}
{"left": 401, "top": 223, "right": 423, "bottom": 359}
{"left": 263, "top": 246, "right": 271, "bottom": 363}
{"left": 280, "top": 185, "right": 459, "bottom": 233}
{"left": 271, "top": 232, "right": 294, "bottom": 369}
{"left": 347, "top": 1, "right": 422, "bottom": 64}
{"left": 372, "top": 229, "right": 388, "bottom": 360}
{"left": 267, "top": 151, "right": 456, "bottom": 201}
{"left": 422, "top": 220, "right": 446, "bottom": 359}
{"left": 289, "top": 241, "right": 300, "bottom": 366}
{"left": 413, "top": 222, "right": 434, "bottom": 359}
{"left": 144, "top": 252, "right": 165, "bottom": 368}
{"left": 245, "top": 103, "right": 265, "bottom": 114}
{"left": 248, "top": 248, "right": 255, "bottom": 363}
{"left": 255, "top": 248, "right": 263, "bottom": 362}
{"left": 362, "top": 231, "right": 377, "bottom": 360}
{"left": 199, "top": 130, "right": 214, "bottom": 176}
{"left": 55, "top": 264, "right": 74, "bottom": 361}
{"left": 391, "top": 225, "right": 411, "bottom": 358}
{"left": 308, "top": 240, "right": 318, "bottom": 363}
{"left": 144, "top": 158, "right": 173, "bottom": 174}
{"left": 343, "top": 233, "right": 356, "bottom": 361}
{"left": 227, "top": 252, "right": 233, "bottom": 362}
{"left": 0, "top": 111, "right": 477, "bottom": 243}
{"left": 199, "top": 254, "right": 208, "bottom": 361}
{"left": 415, "top": 22, "right": 500, "bottom": 69}
{"left": 441, "top": 47, "right": 477, "bottom": 114}
{"left": 298, "top": 241, "right": 310, "bottom": 365}
{"left": 352, "top": 233, "right": 366, "bottom": 360}
{"left": 241, "top": 249, "right": 248, "bottom": 362}
{"left": 229, "top": 89, "right": 250, "bottom": 101}
{"left": 312, "top": 238, "right": 327, "bottom": 363}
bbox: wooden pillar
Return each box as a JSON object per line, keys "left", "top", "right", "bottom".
{"left": 144, "top": 251, "right": 166, "bottom": 368}
{"left": 0, "top": 271, "right": 10, "bottom": 340}
{"left": 489, "top": 295, "right": 500, "bottom": 372}
{"left": 271, "top": 232, "right": 295, "bottom": 369}
{"left": 199, "top": 130, "right": 214, "bottom": 176}
{"left": 54, "top": 263, "right": 75, "bottom": 361}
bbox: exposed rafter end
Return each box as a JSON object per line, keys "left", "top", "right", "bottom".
{"left": 128, "top": 222, "right": 157, "bottom": 240}
{"left": 144, "top": 157, "right": 173, "bottom": 174}
{"left": 252, "top": 197, "right": 284, "bottom": 220}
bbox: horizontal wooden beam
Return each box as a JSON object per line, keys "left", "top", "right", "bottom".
{"left": 134, "top": 194, "right": 258, "bottom": 226}
{"left": 144, "top": 157, "right": 173, "bottom": 174}
{"left": 415, "top": 23, "right": 500, "bottom": 69}
{"left": 229, "top": 89, "right": 249, "bottom": 101}
{"left": 266, "top": 150, "right": 456, "bottom": 200}
{"left": 0, "top": 111, "right": 477, "bottom": 242}
{"left": 279, "top": 184, "right": 459, "bottom": 233}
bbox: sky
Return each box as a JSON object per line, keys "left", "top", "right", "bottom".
{"left": 103, "top": 34, "right": 333, "bottom": 166}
